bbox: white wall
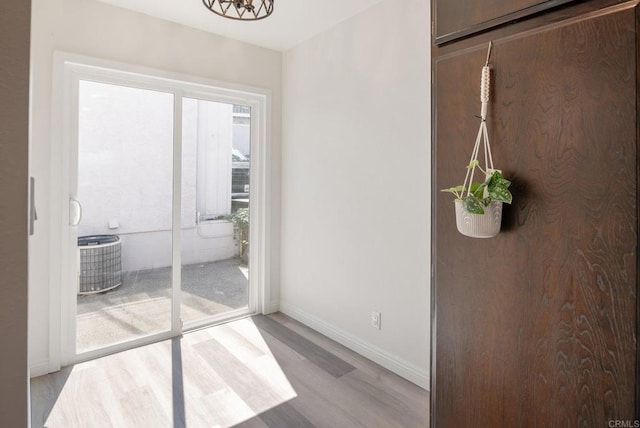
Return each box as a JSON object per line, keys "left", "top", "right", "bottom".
{"left": 77, "top": 80, "right": 174, "bottom": 237}
{"left": 280, "top": 0, "right": 431, "bottom": 388}
{"left": 29, "top": 0, "right": 282, "bottom": 375}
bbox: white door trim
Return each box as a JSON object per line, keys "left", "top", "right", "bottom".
{"left": 49, "top": 51, "right": 272, "bottom": 368}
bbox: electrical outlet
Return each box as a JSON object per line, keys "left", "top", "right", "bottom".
{"left": 371, "top": 311, "right": 381, "bottom": 330}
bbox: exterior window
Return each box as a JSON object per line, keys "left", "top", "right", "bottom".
{"left": 233, "top": 105, "right": 251, "bottom": 114}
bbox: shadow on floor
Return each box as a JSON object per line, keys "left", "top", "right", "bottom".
{"left": 76, "top": 257, "right": 248, "bottom": 351}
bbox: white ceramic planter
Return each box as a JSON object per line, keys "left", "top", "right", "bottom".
{"left": 455, "top": 199, "right": 503, "bottom": 238}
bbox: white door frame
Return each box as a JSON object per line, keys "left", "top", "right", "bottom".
{"left": 49, "top": 52, "right": 272, "bottom": 368}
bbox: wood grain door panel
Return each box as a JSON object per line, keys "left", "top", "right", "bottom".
{"left": 432, "top": 3, "right": 638, "bottom": 426}
{"left": 434, "top": 0, "right": 576, "bottom": 44}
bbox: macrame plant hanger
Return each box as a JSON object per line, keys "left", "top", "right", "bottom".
{"left": 454, "top": 41, "right": 507, "bottom": 239}
{"left": 461, "top": 41, "right": 495, "bottom": 195}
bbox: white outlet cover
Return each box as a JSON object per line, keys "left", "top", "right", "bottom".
{"left": 371, "top": 311, "right": 381, "bottom": 329}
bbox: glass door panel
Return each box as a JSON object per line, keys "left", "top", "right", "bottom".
{"left": 75, "top": 80, "right": 174, "bottom": 353}
{"left": 180, "top": 98, "right": 250, "bottom": 326}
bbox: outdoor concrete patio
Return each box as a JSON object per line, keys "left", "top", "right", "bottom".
{"left": 76, "top": 258, "right": 248, "bottom": 352}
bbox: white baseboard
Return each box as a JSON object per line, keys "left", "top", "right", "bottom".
{"left": 29, "top": 358, "right": 50, "bottom": 378}
{"left": 279, "top": 303, "right": 429, "bottom": 390}
{"left": 29, "top": 304, "right": 428, "bottom": 389}
{"left": 265, "top": 300, "right": 280, "bottom": 314}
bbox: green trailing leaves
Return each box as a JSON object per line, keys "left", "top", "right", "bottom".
{"left": 466, "top": 159, "right": 480, "bottom": 170}
{"left": 485, "top": 171, "right": 512, "bottom": 204}
{"left": 462, "top": 195, "right": 485, "bottom": 215}
{"left": 488, "top": 187, "right": 512, "bottom": 204}
{"left": 495, "top": 177, "right": 511, "bottom": 189}
{"left": 470, "top": 182, "right": 484, "bottom": 199}
{"left": 440, "top": 185, "right": 465, "bottom": 199}
{"left": 441, "top": 169, "right": 513, "bottom": 215}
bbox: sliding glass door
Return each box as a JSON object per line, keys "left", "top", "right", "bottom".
{"left": 74, "top": 80, "right": 175, "bottom": 353}
{"left": 180, "top": 98, "right": 251, "bottom": 328}
{"left": 60, "top": 62, "right": 263, "bottom": 363}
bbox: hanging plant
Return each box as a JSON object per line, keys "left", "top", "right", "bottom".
{"left": 441, "top": 160, "right": 512, "bottom": 214}
{"left": 440, "top": 42, "right": 513, "bottom": 238}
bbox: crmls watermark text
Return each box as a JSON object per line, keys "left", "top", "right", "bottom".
{"left": 608, "top": 420, "right": 640, "bottom": 428}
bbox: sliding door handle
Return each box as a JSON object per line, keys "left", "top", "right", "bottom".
{"left": 69, "top": 198, "right": 82, "bottom": 227}
{"left": 29, "top": 177, "right": 37, "bottom": 236}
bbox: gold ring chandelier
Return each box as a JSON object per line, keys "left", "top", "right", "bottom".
{"left": 202, "top": 0, "right": 274, "bottom": 21}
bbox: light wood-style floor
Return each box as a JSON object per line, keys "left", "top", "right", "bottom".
{"left": 31, "top": 313, "right": 429, "bottom": 428}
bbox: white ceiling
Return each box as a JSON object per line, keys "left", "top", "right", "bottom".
{"left": 96, "top": 0, "right": 386, "bottom": 51}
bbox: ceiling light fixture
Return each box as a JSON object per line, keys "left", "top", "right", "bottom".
{"left": 202, "top": 0, "right": 274, "bottom": 21}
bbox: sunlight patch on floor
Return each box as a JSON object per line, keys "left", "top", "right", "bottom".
{"left": 43, "top": 318, "right": 298, "bottom": 428}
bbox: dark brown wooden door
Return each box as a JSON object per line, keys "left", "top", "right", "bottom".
{"left": 432, "top": 1, "right": 639, "bottom": 426}
{"left": 434, "top": 0, "right": 576, "bottom": 44}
